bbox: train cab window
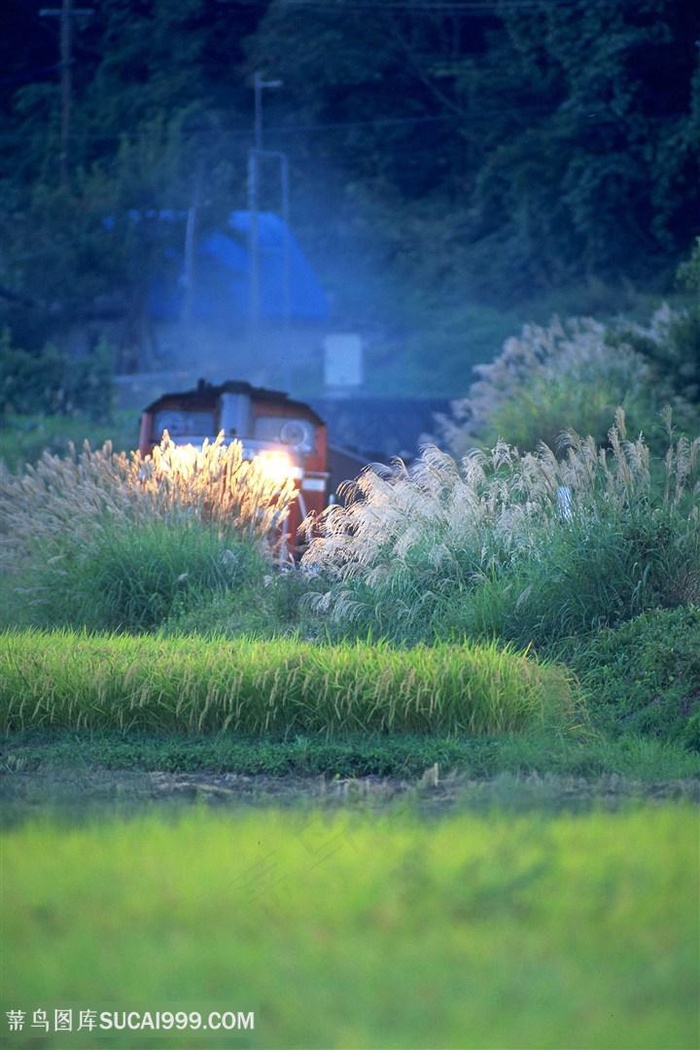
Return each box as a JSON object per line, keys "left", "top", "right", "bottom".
{"left": 153, "top": 410, "right": 215, "bottom": 440}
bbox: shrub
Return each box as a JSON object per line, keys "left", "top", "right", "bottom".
{"left": 28, "top": 520, "right": 267, "bottom": 632}
{"left": 550, "top": 606, "right": 700, "bottom": 750}
{"left": 0, "top": 329, "right": 114, "bottom": 423}
{"left": 612, "top": 302, "right": 700, "bottom": 414}
{"left": 302, "top": 410, "right": 700, "bottom": 647}
{"left": 161, "top": 562, "right": 325, "bottom": 640}
{"left": 0, "top": 409, "right": 140, "bottom": 473}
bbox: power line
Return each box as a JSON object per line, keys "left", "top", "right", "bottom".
{"left": 252, "top": 0, "right": 581, "bottom": 9}
{"left": 0, "top": 65, "right": 62, "bottom": 87}
{"left": 219, "top": 0, "right": 580, "bottom": 7}
{"left": 0, "top": 114, "right": 505, "bottom": 146}
{"left": 2, "top": 96, "right": 685, "bottom": 147}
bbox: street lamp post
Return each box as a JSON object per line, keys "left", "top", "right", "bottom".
{"left": 254, "top": 71, "right": 282, "bottom": 152}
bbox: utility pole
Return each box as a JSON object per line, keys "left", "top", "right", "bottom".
{"left": 182, "top": 161, "right": 204, "bottom": 328}
{"left": 248, "top": 72, "right": 282, "bottom": 332}
{"left": 40, "top": 0, "right": 94, "bottom": 185}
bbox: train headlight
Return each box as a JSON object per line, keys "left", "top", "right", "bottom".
{"left": 255, "top": 450, "right": 301, "bottom": 487}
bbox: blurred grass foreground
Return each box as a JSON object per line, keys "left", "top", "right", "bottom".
{"left": 2, "top": 805, "right": 698, "bottom": 1049}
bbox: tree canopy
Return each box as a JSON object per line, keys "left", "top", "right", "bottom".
{"left": 1, "top": 0, "right": 698, "bottom": 370}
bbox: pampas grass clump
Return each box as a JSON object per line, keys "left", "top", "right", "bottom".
{"left": 303, "top": 410, "right": 700, "bottom": 646}
{"left": 0, "top": 433, "right": 293, "bottom": 630}
{"left": 435, "top": 314, "right": 682, "bottom": 456}
{"left": 0, "top": 431, "right": 295, "bottom": 566}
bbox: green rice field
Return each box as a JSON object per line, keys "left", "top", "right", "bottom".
{"left": 0, "top": 630, "right": 577, "bottom": 737}
{"left": 2, "top": 806, "right": 698, "bottom": 1050}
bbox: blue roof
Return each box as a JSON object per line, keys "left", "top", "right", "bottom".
{"left": 148, "top": 210, "right": 329, "bottom": 324}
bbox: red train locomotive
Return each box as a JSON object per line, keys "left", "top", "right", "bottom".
{"left": 139, "top": 379, "right": 329, "bottom": 546}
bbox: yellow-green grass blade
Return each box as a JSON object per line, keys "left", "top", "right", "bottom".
{"left": 0, "top": 630, "right": 580, "bottom": 737}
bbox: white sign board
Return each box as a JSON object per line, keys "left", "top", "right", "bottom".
{"left": 323, "top": 333, "right": 364, "bottom": 390}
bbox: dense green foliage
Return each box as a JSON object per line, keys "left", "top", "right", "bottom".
{"left": 3, "top": 807, "right": 698, "bottom": 1048}
{"left": 41, "top": 522, "right": 265, "bottom": 633}
{"left": 551, "top": 606, "right": 700, "bottom": 751}
{"left": 434, "top": 236, "right": 700, "bottom": 449}
{"left": 437, "top": 312, "right": 699, "bottom": 454}
{"left": 0, "top": 330, "right": 114, "bottom": 421}
{"left": 247, "top": 0, "right": 700, "bottom": 299}
{"left": 617, "top": 238, "right": 700, "bottom": 409}
{"left": 0, "top": 410, "right": 140, "bottom": 473}
{"left": 1, "top": 0, "right": 698, "bottom": 369}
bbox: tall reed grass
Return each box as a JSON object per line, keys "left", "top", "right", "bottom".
{"left": 0, "top": 431, "right": 295, "bottom": 565}
{"left": 0, "top": 629, "right": 580, "bottom": 737}
{"left": 0, "top": 433, "right": 292, "bottom": 629}
{"left": 303, "top": 410, "right": 700, "bottom": 646}
{"left": 435, "top": 312, "right": 699, "bottom": 456}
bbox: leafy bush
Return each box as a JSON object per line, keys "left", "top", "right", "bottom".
{"left": 303, "top": 410, "right": 700, "bottom": 648}
{"left": 0, "top": 432, "right": 295, "bottom": 630}
{"left": 162, "top": 562, "right": 326, "bottom": 640}
{"left": 0, "top": 409, "right": 140, "bottom": 473}
{"left": 550, "top": 606, "right": 700, "bottom": 750}
{"left": 0, "top": 329, "right": 114, "bottom": 423}
{"left": 613, "top": 301, "right": 700, "bottom": 413}
{"left": 436, "top": 315, "right": 690, "bottom": 456}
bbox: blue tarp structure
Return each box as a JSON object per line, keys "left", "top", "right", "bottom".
{"left": 148, "top": 210, "right": 329, "bottom": 324}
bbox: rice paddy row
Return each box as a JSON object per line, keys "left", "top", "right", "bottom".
{"left": 0, "top": 629, "right": 579, "bottom": 737}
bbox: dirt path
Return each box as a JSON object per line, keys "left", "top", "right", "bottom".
{"left": 2, "top": 767, "right": 699, "bottom": 826}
